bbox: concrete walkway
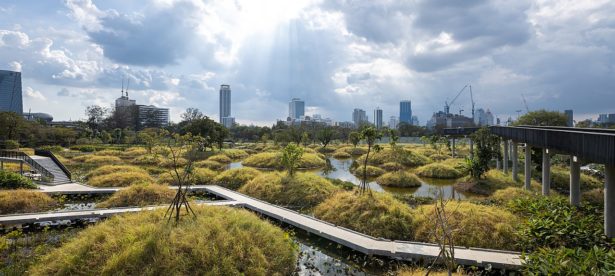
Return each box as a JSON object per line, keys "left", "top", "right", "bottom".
{"left": 30, "top": 183, "right": 522, "bottom": 269}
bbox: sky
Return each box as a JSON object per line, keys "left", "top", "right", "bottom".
{"left": 1, "top": 0, "right": 614, "bottom": 126}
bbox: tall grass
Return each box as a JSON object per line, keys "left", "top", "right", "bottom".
{"left": 97, "top": 183, "right": 175, "bottom": 208}
{"left": 88, "top": 171, "right": 154, "bottom": 187}
{"left": 158, "top": 168, "right": 217, "bottom": 185}
{"left": 213, "top": 167, "right": 261, "bottom": 190}
{"left": 86, "top": 165, "right": 149, "bottom": 179}
{"left": 376, "top": 171, "right": 421, "bottom": 187}
{"left": 415, "top": 163, "right": 463, "bottom": 179}
{"left": 0, "top": 190, "right": 56, "bottom": 214}
{"left": 242, "top": 152, "right": 326, "bottom": 169}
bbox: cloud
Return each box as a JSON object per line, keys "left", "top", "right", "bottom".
{"left": 24, "top": 87, "right": 47, "bottom": 101}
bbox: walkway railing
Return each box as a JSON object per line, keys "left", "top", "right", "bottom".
{"left": 0, "top": 150, "right": 54, "bottom": 181}
{"left": 35, "top": 149, "right": 72, "bottom": 180}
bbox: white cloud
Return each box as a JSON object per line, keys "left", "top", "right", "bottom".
{"left": 24, "top": 87, "right": 47, "bottom": 101}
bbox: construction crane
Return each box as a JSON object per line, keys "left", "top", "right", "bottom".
{"left": 521, "top": 94, "right": 530, "bottom": 113}
{"left": 444, "top": 84, "right": 475, "bottom": 119}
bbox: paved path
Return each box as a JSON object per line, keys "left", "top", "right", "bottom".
{"left": 0, "top": 200, "right": 241, "bottom": 225}
{"left": 31, "top": 183, "right": 522, "bottom": 269}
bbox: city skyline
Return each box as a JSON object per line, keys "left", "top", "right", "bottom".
{"left": 1, "top": 1, "right": 614, "bottom": 126}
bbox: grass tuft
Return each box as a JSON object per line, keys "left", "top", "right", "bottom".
{"left": 0, "top": 190, "right": 56, "bottom": 214}
{"left": 97, "top": 183, "right": 175, "bottom": 208}
{"left": 213, "top": 167, "right": 261, "bottom": 190}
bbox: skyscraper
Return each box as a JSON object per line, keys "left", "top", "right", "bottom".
{"left": 219, "top": 85, "right": 235, "bottom": 128}
{"left": 288, "top": 98, "right": 305, "bottom": 120}
{"left": 0, "top": 70, "right": 23, "bottom": 114}
{"left": 400, "top": 100, "right": 412, "bottom": 125}
{"left": 388, "top": 116, "right": 399, "bottom": 129}
{"left": 352, "top": 108, "right": 368, "bottom": 127}
{"left": 565, "top": 109, "right": 573, "bottom": 127}
{"left": 374, "top": 107, "right": 383, "bottom": 129}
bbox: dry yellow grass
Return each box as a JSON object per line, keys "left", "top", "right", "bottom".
{"left": 97, "top": 183, "right": 175, "bottom": 208}
{"left": 88, "top": 171, "right": 154, "bottom": 187}
{"left": 0, "top": 190, "right": 56, "bottom": 214}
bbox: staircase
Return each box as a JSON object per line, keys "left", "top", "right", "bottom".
{"left": 30, "top": 156, "right": 72, "bottom": 185}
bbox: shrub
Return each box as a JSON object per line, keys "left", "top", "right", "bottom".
{"left": 0, "top": 170, "right": 36, "bottom": 189}
{"left": 88, "top": 171, "right": 154, "bottom": 187}
{"left": 491, "top": 187, "right": 534, "bottom": 203}
{"left": 97, "top": 183, "right": 175, "bottom": 208}
{"left": 522, "top": 246, "right": 615, "bottom": 275}
{"left": 242, "top": 152, "right": 325, "bottom": 170}
{"left": 4, "top": 140, "right": 20, "bottom": 149}
{"left": 332, "top": 151, "right": 351, "bottom": 159}
{"left": 222, "top": 149, "right": 249, "bottom": 160}
{"left": 414, "top": 201, "right": 520, "bottom": 250}
{"left": 550, "top": 167, "right": 602, "bottom": 192}
{"left": 194, "top": 160, "right": 226, "bottom": 171}
{"left": 508, "top": 196, "right": 609, "bottom": 250}
{"left": 351, "top": 165, "right": 385, "bottom": 177}
{"left": 0, "top": 190, "right": 56, "bottom": 214}
{"left": 239, "top": 172, "right": 339, "bottom": 208}
{"left": 30, "top": 206, "right": 298, "bottom": 275}
{"left": 213, "top": 167, "right": 261, "bottom": 190}
{"left": 38, "top": 145, "right": 64, "bottom": 153}
{"left": 208, "top": 154, "right": 232, "bottom": 164}
{"left": 86, "top": 165, "right": 148, "bottom": 179}
{"left": 376, "top": 172, "right": 421, "bottom": 187}
{"left": 415, "top": 163, "right": 463, "bottom": 179}
{"left": 314, "top": 191, "right": 415, "bottom": 240}
{"left": 158, "top": 168, "right": 217, "bottom": 185}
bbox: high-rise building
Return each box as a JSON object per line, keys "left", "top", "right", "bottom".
{"left": 565, "top": 109, "right": 573, "bottom": 127}
{"left": 352, "top": 108, "right": 368, "bottom": 127}
{"left": 289, "top": 98, "right": 305, "bottom": 120}
{"left": 219, "top": 85, "right": 234, "bottom": 128}
{"left": 411, "top": 116, "right": 419, "bottom": 126}
{"left": 114, "top": 87, "right": 169, "bottom": 130}
{"left": 0, "top": 70, "right": 23, "bottom": 114}
{"left": 399, "top": 100, "right": 412, "bottom": 125}
{"left": 388, "top": 116, "right": 399, "bottom": 129}
{"left": 374, "top": 107, "right": 383, "bottom": 129}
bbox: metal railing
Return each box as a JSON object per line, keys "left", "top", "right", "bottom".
{"left": 34, "top": 149, "right": 72, "bottom": 180}
{"left": 0, "top": 150, "right": 55, "bottom": 181}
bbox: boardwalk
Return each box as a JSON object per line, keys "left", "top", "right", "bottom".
{"left": 24, "top": 183, "right": 521, "bottom": 269}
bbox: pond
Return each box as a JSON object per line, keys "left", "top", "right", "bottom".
{"left": 228, "top": 157, "right": 472, "bottom": 200}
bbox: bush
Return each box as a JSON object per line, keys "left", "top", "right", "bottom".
{"left": 314, "top": 191, "right": 415, "bottom": 240}
{"left": 97, "top": 183, "right": 175, "bottom": 208}
{"left": 239, "top": 172, "right": 339, "bottom": 208}
{"left": 415, "top": 163, "right": 463, "bottom": 179}
{"left": 0, "top": 170, "right": 36, "bottom": 189}
{"left": 38, "top": 145, "right": 64, "bottom": 153}
{"left": 507, "top": 196, "right": 609, "bottom": 250}
{"left": 208, "top": 154, "right": 232, "bottom": 164}
{"left": 376, "top": 172, "right": 421, "bottom": 187}
{"left": 69, "top": 145, "right": 96, "bottom": 152}
{"left": 88, "top": 171, "right": 154, "bottom": 187}
{"left": 491, "top": 187, "right": 534, "bottom": 203}
{"left": 242, "top": 152, "right": 325, "bottom": 169}
{"left": 351, "top": 165, "right": 385, "bottom": 177}
{"left": 86, "top": 165, "right": 148, "bottom": 179}
{"left": 158, "top": 168, "right": 217, "bottom": 185}
{"left": 222, "top": 149, "right": 249, "bottom": 160}
{"left": 4, "top": 140, "right": 20, "bottom": 149}
{"left": 0, "top": 190, "right": 56, "bottom": 214}
{"left": 194, "top": 160, "right": 226, "bottom": 171}
{"left": 414, "top": 201, "right": 520, "bottom": 250}
{"left": 213, "top": 167, "right": 261, "bottom": 190}
{"left": 30, "top": 206, "right": 298, "bottom": 275}
{"left": 522, "top": 246, "right": 615, "bottom": 275}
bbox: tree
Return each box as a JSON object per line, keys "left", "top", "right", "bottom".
{"left": 468, "top": 127, "right": 501, "bottom": 179}
{"left": 349, "top": 131, "right": 361, "bottom": 147}
{"left": 514, "top": 110, "right": 568, "bottom": 126}
{"left": 281, "top": 143, "right": 304, "bottom": 177}
{"left": 85, "top": 105, "right": 108, "bottom": 133}
{"left": 316, "top": 127, "right": 336, "bottom": 148}
{"left": 0, "top": 112, "right": 25, "bottom": 140}
{"left": 359, "top": 127, "right": 382, "bottom": 195}
{"left": 260, "top": 133, "right": 269, "bottom": 145}
{"left": 180, "top": 108, "right": 204, "bottom": 123}
{"left": 301, "top": 132, "right": 310, "bottom": 147}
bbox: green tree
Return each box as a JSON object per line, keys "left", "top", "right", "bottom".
{"left": 359, "top": 127, "right": 382, "bottom": 195}
{"left": 514, "top": 110, "right": 568, "bottom": 126}
{"left": 301, "top": 132, "right": 310, "bottom": 147}
{"left": 260, "top": 133, "right": 269, "bottom": 145}
{"left": 316, "top": 127, "right": 336, "bottom": 148}
{"left": 468, "top": 127, "right": 501, "bottom": 179}
{"left": 281, "top": 143, "right": 304, "bottom": 177}
{"left": 349, "top": 131, "right": 361, "bottom": 148}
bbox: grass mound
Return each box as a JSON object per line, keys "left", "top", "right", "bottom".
{"left": 454, "top": 169, "right": 541, "bottom": 195}
{"left": 415, "top": 163, "right": 463, "bottom": 179}
{"left": 131, "top": 154, "right": 164, "bottom": 165}
{"left": 332, "top": 151, "right": 351, "bottom": 159}
{"left": 86, "top": 165, "right": 148, "bottom": 179}
{"left": 73, "top": 155, "right": 122, "bottom": 165}
{"left": 208, "top": 154, "right": 232, "bottom": 164}
{"left": 159, "top": 157, "right": 188, "bottom": 168}
{"left": 380, "top": 162, "right": 404, "bottom": 171}
{"left": 88, "top": 171, "right": 154, "bottom": 187}
{"left": 213, "top": 167, "right": 261, "bottom": 190}
{"left": 92, "top": 149, "right": 122, "bottom": 156}
{"left": 351, "top": 165, "right": 385, "bottom": 177}
{"left": 376, "top": 172, "right": 421, "bottom": 187}
{"left": 0, "top": 190, "right": 56, "bottom": 214}
{"left": 356, "top": 148, "right": 431, "bottom": 167}
{"left": 121, "top": 147, "right": 148, "bottom": 157}
{"left": 551, "top": 166, "right": 602, "bottom": 192}
{"left": 222, "top": 149, "right": 249, "bottom": 160}
{"left": 239, "top": 172, "right": 339, "bottom": 208}
{"left": 97, "top": 183, "right": 175, "bottom": 208}
{"left": 414, "top": 201, "right": 520, "bottom": 250}
{"left": 491, "top": 187, "right": 534, "bottom": 203}
{"left": 0, "top": 170, "right": 36, "bottom": 189}
{"left": 158, "top": 168, "right": 217, "bottom": 185}
{"left": 314, "top": 191, "right": 415, "bottom": 240}
{"left": 242, "top": 152, "right": 326, "bottom": 169}
{"left": 194, "top": 160, "right": 226, "bottom": 171}
{"left": 30, "top": 206, "right": 297, "bottom": 275}
{"left": 337, "top": 146, "right": 368, "bottom": 156}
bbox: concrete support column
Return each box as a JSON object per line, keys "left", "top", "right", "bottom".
{"left": 496, "top": 159, "right": 501, "bottom": 170}
{"left": 542, "top": 148, "right": 551, "bottom": 196}
{"left": 451, "top": 138, "right": 456, "bottom": 158}
{"left": 503, "top": 140, "right": 509, "bottom": 173}
{"left": 512, "top": 142, "right": 519, "bottom": 182}
{"left": 570, "top": 156, "right": 581, "bottom": 206}
{"left": 469, "top": 139, "right": 474, "bottom": 160}
{"left": 525, "top": 144, "right": 532, "bottom": 190}
{"left": 604, "top": 165, "right": 615, "bottom": 238}
{"left": 20, "top": 161, "right": 23, "bottom": 175}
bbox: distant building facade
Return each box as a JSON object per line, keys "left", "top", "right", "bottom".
{"left": 114, "top": 90, "right": 169, "bottom": 130}
{"left": 219, "top": 85, "right": 234, "bottom": 128}
{"left": 411, "top": 116, "right": 419, "bottom": 126}
{"left": 388, "top": 116, "right": 399, "bottom": 129}
{"left": 373, "top": 107, "right": 383, "bottom": 129}
{"left": 352, "top": 108, "right": 368, "bottom": 127}
{"left": 565, "top": 109, "right": 573, "bottom": 127}
{"left": 336, "top": 121, "right": 355, "bottom": 128}
{"left": 427, "top": 111, "right": 474, "bottom": 129}
{"left": 24, "top": 112, "right": 53, "bottom": 123}
{"left": 289, "top": 98, "right": 305, "bottom": 120}
{"left": 473, "top": 108, "right": 494, "bottom": 126}
{"left": 399, "top": 100, "right": 412, "bottom": 124}
{"left": 0, "top": 70, "right": 23, "bottom": 114}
